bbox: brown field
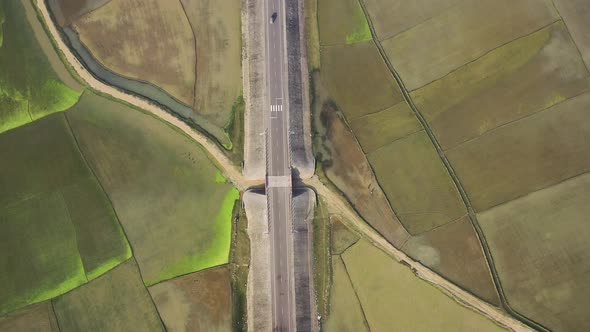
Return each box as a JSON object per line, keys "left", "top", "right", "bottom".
{"left": 180, "top": 0, "right": 242, "bottom": 129}
{"left": 318, "top": 0, "right": 371, "bottom": 45}
{"left": 478, "top": 172, "right": 590, "bottom": 331}
{"left": 149, "top": 266, "right": 232, "bottom": 332}
{"left": 411, "top": 22, "right": 590, "bottom": 149}
{"left": 53, "top": 259, "right": 164, "bottom": 331}
{"left": 323, "top": 256, "right": 369, "bottom": 332}
{"left": 331, "top": 218, "right": 360, "bottom": 255}
{"left": 73, "top": 0, "right": 195, "bottom": 104}
{"left": 447, "top": 91, "right": 590, "bottom": 211}
{"left": 402, "top": 216, "right": 499, "bottom": 305}
{"left": 318, "top": 103, "right": 409, "bottom": 247}
{"left": 380, "top": 0, "right": 558, "bottom": 90}
{"left": 362, "top": 0, "right": 461, "bottom": 40}
{"left": 0, "top": 302, "right": 59, "bottom": 331}
{"left": 349, "top": 100, "right": 421, "bottom": 154}
{"left": 554, "top": 0, "right": 590, "bottom": 69}
{"left": 321, "top": 42, "right": 403, "bottom": 119}
{"left": 342, "top": 240, "right": 506, "bottom": 331}
{"left": 47, "top": 0, "right": 110, "bottom": 26}
{"left": 368, "top": 131, "right": 466, "bottom": 235}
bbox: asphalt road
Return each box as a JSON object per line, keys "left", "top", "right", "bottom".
{"left": 265, "top": 0, "right": 295, "bottom": 331}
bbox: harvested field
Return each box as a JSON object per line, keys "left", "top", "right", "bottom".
{"left": 478, "top": 172, "right": 590, "bottom": 331}
{"left": 402, "top": 216, "right": 499, "bottom": 305}
{"left": 321, "top": 42, "right": 403, "bottom": 119}
{"left": 368, "top": 131, "right": 466, "bottom": 235}
{"left": 412, "top": 22, "right": 590, "bottom": 149}
{"left": 324, "top": 257, "right": 369, "bottom": 332}
{"left": 149, "top": 266, "right": 232, "bottom": 332}
{"left": 0, "top": 114, "right": 130, "bottom": 314}
{"left": 342, "top": 240, "right": 506, "bottom": 331}
{"left": 362, "top": 0, "right": 460, "bottom": 40}
{"left": 380, "top": 0, "right": 558, "bottom": 90}
{"left": 66, "top": 92, "right": 238, "bottom": 285}
{"left": 73, "top": 0, "right": 195, "bottom": 105}
{"left": 180, "top": 0, "right": 242, "bottom": 129}
{"left": 554, "top": 0, "right": 590, "bottom": 69}
{"left": 0, "top": 302, "right": 59, "bottom": 331}
{"left": 447, "top": 91, "right": 590, "bottom": 211}
{"left": 331, "top": 218, "right": 359, "bottom": 255}
{"left": 53, "top": 259, "right": 164, "bottom": 331}
{"left": 318, "top": 0, "right": 371, "bottom": 45}
{"left": 47, "top": 0, "right": 110, "bottom": 26}
{"left": 349, "top": 100, "right": 421, "bottom": 154}
{"left": 0, "top": 0, "right": 80, "bottom": 133}
{"left": 318, "top": 103, "right": 409, "bottom": 247}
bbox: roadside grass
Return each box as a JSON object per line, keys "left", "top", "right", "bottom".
{"left": 149, "top": 266, "right": 232, "bottom": 331}
{"left": 478, "top": 172, "right": 590, "bottom": 332}
{"left": 66, "top": 91, "right": 238, "bottom": 285}
{"left": 0, "top": 114, "right": 131, "bottom": 315}
{"left": 368, "top": 131, "right": 466, "bottom": 234}
{"left": 447, "top": 91, "right": 590, "bottom": 211}
{"left": 224, "top": 95, "right": 245, "bottom": 165}
{"left": 53, "top": 259, "right": 164, "bottom": 331}
{"left": 0, "top": 0, "right": 81, "bottom": 133}
{"left": 304, "top": 0, "right": 320, "bottom": 70}
{"left": 312, "top": 196, "right": 331, "bottom": 319}
{"left": 230, "top": 201, "right": 250, "bottom": 332}
{"left": 342, "top": 239, "right": 507, "bottom": 331}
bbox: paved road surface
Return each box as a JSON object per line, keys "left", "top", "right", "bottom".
{"left": 265, "top": 0, "right": 295, "bottom": 330}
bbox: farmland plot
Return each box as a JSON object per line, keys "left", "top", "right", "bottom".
{"left": 0, "top": 301, "right": 59, "bottom": 331}
{"left": 553, "top": 0, "right": 590, "bottom": 69}
{"left": 478, "top": 172, "right": 590, "bottom": 332}
{"left": 66, "top": 92, "right": 238, "bottom": 285}
{"left": 48, "top": 0, "right": 111, "bottom": 26}
{"left": 53, "top": 259, "right": 164, "bottom": 331}
{"left": 447, "top": 92, "right": 590, "bottom": 211}
{"left": 342, "top": 240, "right": 506, "bottom": 331}
{"left": 412, "top": 22, "right": 590, "bottom": 149}
{"left": 318, "top": 0, "right": 371, "bottom": 45}
{"left": 149, "top": 266, "right": 232, "bottom": 332}
{"left": 380, "top": 0, "right": 558, "bottom": 90}
{"left": 73, "top": 0, "right": 195, "bottom": 105}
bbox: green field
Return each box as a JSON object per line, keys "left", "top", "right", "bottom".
{"left": 478, "top": 172, "right": 590, "bottom": 331}
{"left": 66, "top": 92, "right": 238, "bottom": 285}
{"left": 342, "top": 240, "right": 506, "bottom": 331}
{"left": 331, "top": 218, "right": 360, "bottom": 255}
{"left": 0, "top": 114, "right": 130, "bottom": 315}
{"left": 368, "top": 131, "right": 466, "bottom": 234}
{"left": 53, "top": 259, "right": 164, "bottom": 331}
{"left": 402, "top": 216, "right": 499, "bottom": 305}
{"left": 380, "top": 0, "right": 558, "bottom": 90}
{"left": 412, "top": 22, "right": 590, "bottom": 149}
{"left": 149, "top": 266, "right": 232, "bottom": 331}
{"left": 321, "top": 42, "right": 403, "bottom": 120}
{"left": 447, "top": 91, "right": 590, "bottom": 211}
{"left": 0, "top": 301, "right": 59, "bottom": 331}
{"left": 0, "top": 0, "right": 80, "bottom": 133}
{"left": 319, "top": 0, "right": 371, "bottom": 45}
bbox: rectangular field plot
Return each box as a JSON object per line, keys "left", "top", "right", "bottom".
{"left": 447, "top": 92, "right": 590, "bottom": 211}
{"left": 53, "top": 259, "right": 164, "bottom": 331}
{"left": 0, "top": 301, "right": 59, "bottom": 331}
{"left": 342, "top": 240, "right": 506, "bottom": 331}
{"left": 319, "top": 0, "right": 371, "bottom": 45}
{"left": 363, "top": 0, "right": 460, "bottom": 40}
{"left": 412, "top": 22, "right": 590, "bottom": 149}
{"left": 149, "top": 266, "right": 232, "bottom": 331}
{"left": 321, "top": 42, "right": 403, "bottom": 120}
{"left": 554, "top": 0, "right": 590, "bottom": 69}
{"left": 367, "top": 131, "right": 465, "bottom": 234}
{"left": 350, "top": 101, "right": 421, "bottom": 154}
{"left": 381, "top": 0, "right": 558, "bottom": 90}
{"left": 66, "top": 92, "right": 238, "bottom": 285}
{"left": 478, "top": 172, "right": 590, "bottom": 332}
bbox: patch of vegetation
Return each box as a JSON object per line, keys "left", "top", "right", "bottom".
{"left": 319, "top": 0, "right": 372, "bottom": 45}
{"left": 224, "top": 95, "right": 245, "bottom": 165}
{"left": 0, "top": 0, "right": 81, "bottom": 133}
{"left": 53, "top": 259, "right": 164, "bottom": 331}
{"left": 230, "top": 202, "right": 250, "bottom": 332}
{"left": 312, "top": 197, "right": 331, "bottom": 319}
{"left": 330, "top": 218, "right": 359, "bottom": 255}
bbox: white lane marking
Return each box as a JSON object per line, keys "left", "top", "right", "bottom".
{"left": 271, "top": 104, "right": 283, "bottom": 112}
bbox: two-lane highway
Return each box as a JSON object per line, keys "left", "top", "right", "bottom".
{"left": 264, "top": 0, "right": 295, "bottom": 331}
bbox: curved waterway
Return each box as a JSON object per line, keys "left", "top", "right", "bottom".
{"left": 62, "top": 27, "right": 194, "bottom": 119}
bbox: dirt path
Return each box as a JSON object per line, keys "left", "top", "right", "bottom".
{"left": 34, "top": 1, "right": 531, "bottom": 330}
